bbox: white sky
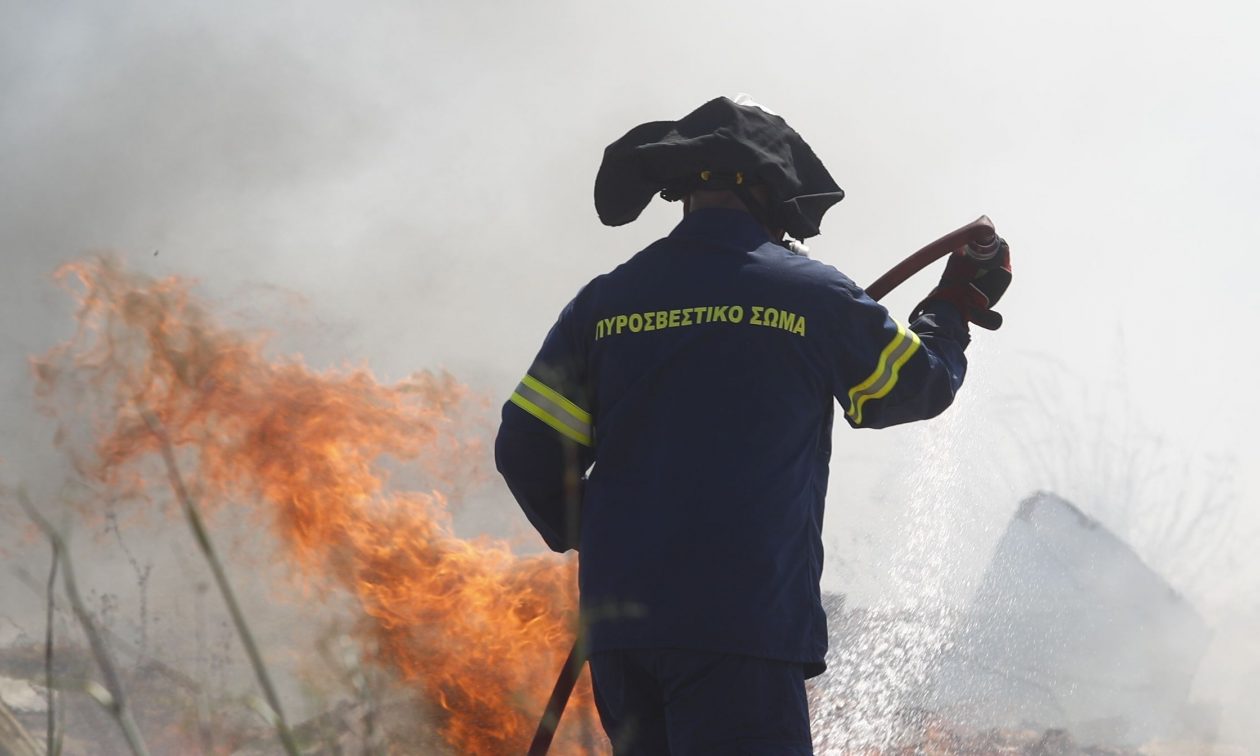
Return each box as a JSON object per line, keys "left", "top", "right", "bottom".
{"left": 2, "top": 0, "right": 1258, "bottom": 623}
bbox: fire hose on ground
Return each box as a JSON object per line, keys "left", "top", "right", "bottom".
{"left": 526, "top": 215, "right": 999, "bottom": 756}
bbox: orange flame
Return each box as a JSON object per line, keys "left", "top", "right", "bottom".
{"left": 33, "top": 257, "right": 605, "bottom": 754}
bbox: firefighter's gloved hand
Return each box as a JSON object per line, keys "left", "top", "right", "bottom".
{"left": 916, "top": 237, "right": 1011, "bottom": 330}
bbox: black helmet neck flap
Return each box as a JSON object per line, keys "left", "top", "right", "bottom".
{"left": 594, "top": 96, "right": 844, "bottom": 240}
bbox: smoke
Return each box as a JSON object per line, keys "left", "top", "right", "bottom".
{"left": 3, "top": 0, "right": 1259, "bottom": 752}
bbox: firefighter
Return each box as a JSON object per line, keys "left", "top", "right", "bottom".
{"left": 495, "top": 95, "right": 1011, "bottom": 755}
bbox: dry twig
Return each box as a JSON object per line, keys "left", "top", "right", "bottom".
{"left": 44, "top": 541, "right": 60, "bottom": 756}
{"left": 0, "top": 697, "right": 41, "bottom": 756}
{"left": 140, "top": 410, "right": 301, "bottom": 756}
{"left": 15, "top": 489, "right": 151, "bottom": 756}
{"left": 10, "top": 568, "right": 201, "bottom": 696}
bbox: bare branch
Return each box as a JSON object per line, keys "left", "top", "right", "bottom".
{"left": 15, "top": 489, "right": 151, "bottom": 756}
{"left": 44, "top": 542, "right": 59, "bottom": 756}
{"left": 139, "top": 409, "right": 301, "bottom": 756}
{"left": 0, "top": 696, "right": 41, "bottom": 756}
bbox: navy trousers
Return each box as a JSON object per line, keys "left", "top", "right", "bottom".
{"left": 589, "top": 650, "right": 814, "bottom": 755}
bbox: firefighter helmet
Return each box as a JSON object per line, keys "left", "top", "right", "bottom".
{"left": 594, "top": 96, "right": 844, "bottom": 239}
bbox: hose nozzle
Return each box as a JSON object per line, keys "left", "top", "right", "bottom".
{"left": 965, "top": 235, "right": 1000, "bottom": 262}
{"left": 963, "top": 217, "right": 1001, "bottom": 265}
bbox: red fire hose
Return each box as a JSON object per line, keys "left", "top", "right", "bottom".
{"left": 525, "top": 215, "right": 998, "bottom": 756}
{"left": 864, "top": 215, "right": 996, "bottom": 301}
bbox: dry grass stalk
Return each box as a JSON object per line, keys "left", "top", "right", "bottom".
{"left": 15, "top": 489, "right": 151, "bottom": 756}
{"left": 44, "top": 541, "right": 61, "bottom": 756}
{"left": 10, "top": 568, "right": 201, "bottom": 697}
{"left": 0, "top": 696, "right": 41, "bottom": 756}
{"left": 139, "top": 410, "right": 301, "bottom": 756}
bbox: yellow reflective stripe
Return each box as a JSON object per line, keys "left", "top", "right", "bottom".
{"left": 847, "top": 328, "right": 905, "bottom": 411}
{"left": 846, "top": 323, "right": 922, "bottom": 426}
{"left": 509, "top": 374, "right": 593, "bottom": 446}
{"left": 520, "top": 374, "right": 592, "bottom": 424}
{"left": 509, "top": 392, "right": 593, "bottom": 446}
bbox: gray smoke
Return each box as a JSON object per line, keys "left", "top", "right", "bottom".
{"left": 3, "top": 0, "right": 1258, "bottom": 751}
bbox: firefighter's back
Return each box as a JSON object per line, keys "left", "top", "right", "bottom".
{"left": 578, "top": 207, "right": 838, "bottom": 668}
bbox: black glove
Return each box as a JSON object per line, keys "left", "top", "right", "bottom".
{"left": 915, "top": 237, "right": 1011, "bottom": 330}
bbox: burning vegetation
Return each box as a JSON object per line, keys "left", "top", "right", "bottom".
{"left": 14, "top": 257, "right": 603, "bottom": 754}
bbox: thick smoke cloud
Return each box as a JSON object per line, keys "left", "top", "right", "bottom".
{"left": 2, "top": 0, "right": 1258, "bottom": 749}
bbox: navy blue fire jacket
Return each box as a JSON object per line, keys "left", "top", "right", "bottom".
{"left": 495, "top": 208, "right": 968, "bottom": 675}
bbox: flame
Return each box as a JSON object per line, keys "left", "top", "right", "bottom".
{"left": 33, "top": 257, "right": 605, "bottom": 754}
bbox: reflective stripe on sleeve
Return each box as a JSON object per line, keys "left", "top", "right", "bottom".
{"left": 846, "top": 323, "right": 922, "bottom": 426}
{"left": 509, "top": 374, "right": 593, "bottom": 446}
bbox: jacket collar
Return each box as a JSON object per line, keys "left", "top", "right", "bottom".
{"left": 668, "top": 208, "right": 772, "bottom": 249}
